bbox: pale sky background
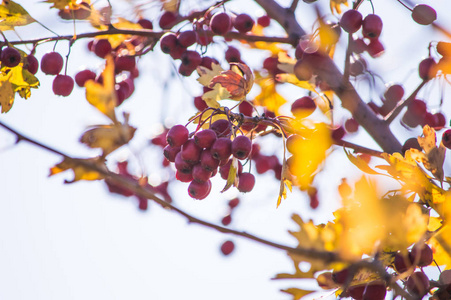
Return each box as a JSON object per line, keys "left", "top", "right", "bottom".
{"left": 1, "top": 0, "right": 451, "bottom": 299}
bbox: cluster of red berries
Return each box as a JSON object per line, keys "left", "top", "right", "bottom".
{"left": 105, "top": 161, "right": 172, "bottom": 211}
{"left": 0, "top": 46, "right": 39, "bottom": 78}
{"left": 163, "top": 120, "right": 255, "bottom": 200}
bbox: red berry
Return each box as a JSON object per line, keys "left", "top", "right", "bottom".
{"left": 237, "top": 172, "right": 255, "bottom": 193}
{"left": 348, "top": 284, "right": 365, "bottom": 300}
{"left": 419, "top": 57, "right": 437, "bottom": 80}
{"left": 188, "top": 179, "right": 212, "bottom": 200}
{"left": 394, "top": 252, "right": 413, "bottom": 273}
{"left": 160, "top": 33, "right": 178, "bottom": 54}
{"left": 93, "top": 39, "right": 112, "bottom": 58}
{"left": 159, "top": 11, "right": 177, "bottom": 29}
{"left": 384, "top": 84, "right": 404, "bottom": 103}
{"left": 211, "top": 137, "right": 232, "bottom": 161}
{"left": 412, "top": 4, "right": 436, "bottom": 25}
{"left": 177, "top": 31, "right": 198, "bottom": 48}
{"left": 332, "top": 268, "right": 349, "bottom": 284}
{"left": 351, "top": 38, "right": 367, "bottom": 54}
{"left": 409, "top": 243, "right": 433, "bottom": 267}
{"left": 362, "top": 14, "right": 383, "bottom": 39}
{"left": 75, "top": 69, "right": 96, "bottom": 87}
{"left": 221, "top": 214, "right": 232, "bottom": 226}
{"left": 175, "top": 152, "right": 193, "bottom": 174}
{"left": 200, "top": 149, "right": 220, "bottom": 171}
{"left": 239, "top": 101, "right": 253, "bottom": 116}
{"left": 176, "top": 170, "right": 193, "bottom": 182}
{"left": 178, "top": 63, "right": 197, "bottom": 77}
{"left": 263, "top": 56, "right": 281, "bottom": 74}
{"left": 291, "top": 96, "right": 316, "bottom": 118}
{"left": 166, "top": 124, "right": 189, "bottom": 147}
{"left": 257, "top": 15, "right": 270, "bottom": 27}
{"left": 408, "top": 99, "right": 427, "bottom": 117}
{"left": 331, "top": 126, "right": 345, "bottom": 142}
{"left": 210, "top": 119, "right": 231, "bottom": 137}
{"left": 192, "top": 164, "right": 212, "bottom": 183}
{"left": 138, "top": 18, "right": 153, "bottom": 30}
{"left": 366, "top": 39, "right": 384, "bottom": 58}
{"left": 406, "top": 271, "right": 430, "bottom": 296}
{"left": 194, "top": 129, "right": 217, "bottom": 149}
{"left": 340, "top": 9, "right": 363, "bottom": 33}
{"left": 181, "top": 139, "right": 202, "bottom": 164}
{"left": 233, "top": 14, "right": 255, "bottom": 33}
{"left": 225, "top": 46, "right": 241, "bottom": 63}
{"left": 210, "top": 12, "right": 231, "bottom": 35}
{"left": 25, "top": 55, "right": 39, "bottom": 74}
{"left": 228, "top": 198, "right": 240, "bottom": 209}
{"left": 169, "top": 43, "right": 187, "bottom": 60}
{"left": 52, "top": 74, "right": 74, "bottom": 96}
{"left": 115, "top": 56, "right": 136, "bottom": 72}
{"left": 231, "top": 135, "right": 252, "bottom": 160}
{"left": 362, "top": 282, "right": 386, "bottom": 300}
{"left": 200, "top": 56, "right": 218, "bottom": 70}
{"left": 345, "top": 118, "right": 359, "bottom": 133}
{"left": 41, "top": 52, "right": 64, "bottom": 75}
{"left": 220, "top": 240, "right": 235, "bottom": 255}
{"left": 194, "top": 96, "right": 208, "bottom": 111}
{"left": 434, "top": 112, "right": 446, "bottom": 130}
{"left": 163, "top": 144, "right": 181, "bottom": 162}
{"left": 402, "top": 137, "right": 422, "bottom": 154}
{"left": 74, "top": 2, "right": 91, "bottom": 19}
{"left": 181, "top": 50, "right": 202, "bottom": 68}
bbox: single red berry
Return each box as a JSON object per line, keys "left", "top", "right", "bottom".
{"left": 345, "top": 118, "right": 359, "bottom": 133}
{"left": 177, "top": 31, "right": 198, "bottom": 48}
{"left": 348, "top": 284, "right": 366, "bottom": 300}
{"left": 239, "top": 101, "right": 253, "bottom": 116}
{"left": 138, "top": 18, "right": 153, "bottom": 30}
{"left": 434, "top": 112, "right": 446, "bottom": 130}
{"left": 349, "top": 57, "right": 367, "bottom": 76}
{"left": 237, "top": 172, "right": 255, "bottom": 193}
{"left": 210, "top": 12, "right": 231, "bottom": 35}
{"left": 159, "top": 11, "right": 177, "bottom": 29}
{"left": 221, "top": 214, "right": 232, "bottom": 226}
{"left": 169, "top": 43, "right": 187, "bottom": 60}
{"left": 402, "top": 137, "right": 422, "bottom": 154}
{"left": 192, "top": 164, "right": 213, "bottom": 183}
{"left": 233, "top": 13, "right": 255, "bottom": 33}
{"left": 75, "top": 69, "right": 96, "bottom": 87}
{"left": 52, "top": 74, "right": 74, "bottom": 97}
{"left": 257, "top": 15, "right": 270, "bottom": 27}
{"left": 362, "top": 282, "right": 387, "bottom": 300}
{"left": 188, "top": 179, "right": 212, "bottom": 200}
{"left": 263, "top": 56, "right": 280, "bottom": 74}
{"left": 406, "top": 271, "right": 430, "bottom": 296}
{"left": 160, "top": 33, "right": 178, "bottom": 54}
{"left": 220, "top": 240, "right": 235, "bottom": 255}
{"left": 332, "top": 268, "right": 349, "bottom": 284}
{"left": 412, "top": 4, "right": 436, "bottom": 25}
{"left": 291, "top": 96, "right": 316, "bottom": 118}
{"left": 228, "top": 198, "right": 240, "bottom": 209}
{"left": 163, "top": 144, "right": 181, "bottom": 162}
{"left": 175, "top": 152, "right": 193, "bottom": 174}
{"left": 409, "top": 243, "right": 433, "bottom": 267}
{"left": 181, "top": 50, "right": 202, "bottom": 68}
{"left": 176, "top": 170, "right": 193, "bottom": 182}
{"left": 210, "top": 119, "right": 231, "bottom": 137}
{"left": 93, "top": 39, "right": 112, "bottom": 58}
{"left": 200, "top": 149, "right": 220, "bottom": 172}
{"left": 211, "top": 137, "right": 233, "bottom": 161}
{"left": 74, "top": 2, "right": 91, "bottom": 19}
{"left": 331, "top": 126, "right": 346, "bottom": 142}
{"left": 419, "top": 57, "right": 437, "bottom": 80}
{"left": 384, "top": 84, "right": 404, "bottom": 103}
{"left": 408, "top": 99, "right": 427, "bottom": 117}
{"left": 231, "top": 135, "right": 252, "bottom": 160}
{"left": 194, "top": 96, "right": 208, "bottom": 111}
{"left": 200, "top": 56, "right": 218, "bottom": 70}
{"left": 394, "top": 252, "right": 413, "bottom": 273}
{"left": 225, "top": 46, "right": 241, "bottom": 63}
{"left": 181, "top": 139, "right": 202, "bottom": 164}
{"left": 340, "top": 9, "right": 363, "bottom": 33}
{"left": 115, "top": 56, "right": 136, "bottom": 72}
{"left": 194, "top": 129, "right": 217, "bottom": 149}
{"left": 362, "top": 14, "right": 383, "bottom": 39}
{"left": 166, "top": 124, "right": 189, "bottom": 147}
{"left": 178, "top": 63, "right": 197, "bottom": 77}
{"left": 41, "top": 52, "right": 64, "bottom": 75}
{"left": 366, "top": 38, "right": 384, "bottom": 58}
{"left": 351, "top": 38, "right": 367, "bottom": 54}
{"left": 25, "top": 55, "right": 39, "bottom": 74}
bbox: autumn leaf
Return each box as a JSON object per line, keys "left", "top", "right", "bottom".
{"left": 345, "top": 149, "right": 382, "bottom": 175}
{"left": 330, "top": 0, "right": 348, "bottom": 14}
{"left": 85, "top": 55, "right": 117, "bottom": 122}
{"left": 209, "top": 63, "right": 253, "bottom": 101}
{"left": 49, "top": 157, "right": 107, "bottom": 183}
{"left": 415, "top": 125, "right": 446, "bottom": 182}
{"left": 189, "top": 107, "right": 228, "bottom": 127}
{"left": 254, "top": 76, "right": 287, "bottom": 115}
{"left": 44, "top": 0, "right": 75, "bottom": 10}
{"left": 96, "top": 18, "right": 144, "bottom": 49}
{"left": 80, "top": 118, "right": 136, "bottom": 157}
{"left": 160, "top": 0, "right": 179, "bottom": 13}
{"left": 280, "top": 288, "right": 314, "bottom": 300}
{"left": 0, "top": 77, "right": 14, "bottom": 113}
{"left": 221, "top": 157, "right": 239, "bottom": 192}
{"left": 0, "top": 0, "right": 35, "bottom": 31}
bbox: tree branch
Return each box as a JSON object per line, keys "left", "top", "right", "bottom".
{"left": 254, "top": 0, "right": 403, "bottom": 154}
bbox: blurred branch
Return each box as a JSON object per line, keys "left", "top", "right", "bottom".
{"left": 254, "top": 0, "right": 403, "bottom": 153}
{"left": 288, "top": 0, "right": 300, "bottom": 13}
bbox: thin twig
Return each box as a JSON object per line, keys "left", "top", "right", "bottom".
{"left": 288, "top": 0, "right": 300, "bottom": 13}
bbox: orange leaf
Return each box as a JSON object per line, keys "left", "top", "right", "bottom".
{"left": 209, "top": 63, "right": 253, "bottom": 101}
{"left": 49, "top": 157, "right": 107, "bottom": 183}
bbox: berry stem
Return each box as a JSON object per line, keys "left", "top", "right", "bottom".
{"left": 395, "top": 0, "right": 413, "bottom": 12}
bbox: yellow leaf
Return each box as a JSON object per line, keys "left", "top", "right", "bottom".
{"left": 44, "top": 0, "right": 74, "bottom": 9}
{"left": 49, "top": 157, "right": 107, "bottom": 183}
{"left": 80, "top": 121, "right": 136, "bottom": 157}
{"left": 197, "top": 64, "right": 225, "bottom": 87}
{"left": 0, "top": 0, "right": 35, "bottom": 31}
{"left": 428, "top": 216, "right": 443, "bottom": 232}
{"left": 416, "top": 125, "right": 446, "bottom": 182}
{"left": 208, "top": 63, "right": 254, "bottom": 101}
{"left": 345, "top": 149, "right": 382, "bottom": 175}
{"left": 189, "top": 108, "right": 228, "bottom": 127}
{"left": 275, "top": 73, "right": 317, "bottom": 93}
{"left": 430, "top": 224, "right": 451, "bottom": 269}
{"left": 280, "top": 288, "right": 314, "bottom": 300}
{"left": 254, "top": 76, "right": 287, "bottom": 115}
{"left": 0, "top": 75, "right": 14, "bottom": 113}
{"left": 85, "top": 55, "right": 117, "bottom": 122}
{"left": 330, "top": 0, "right": 348, "bottom": 14}
{"left": 160, "top": 0, "right": 179, "bottom": 12}
{"left": 96, "top": 18, "right": 144, "bottom": 49}
{"left": 221, "top": 157, "right": 239, "bottom": 192}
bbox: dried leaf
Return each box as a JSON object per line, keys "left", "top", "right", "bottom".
{"left": 345, "top": 149, "right": 382, "bottom": 175}
{"left": 221, "top": 157, "right": 239, "bottom": 192}
{"left": 416, "top": 125, "right": 446, "bottom": 181}
{"left": 96, "top": 18, "right": 144, "bottom": 49}
{"left": 0, "top": 77, "right": 14, "bottom": 113}
{"left": 330, "top": 0, "right": 348, "bottom": 14}
{"left": 85, "top": 55, "right": 117, "bottom": 122}
{"left": 254, "top": 76, "right": 287, "bottom": 115}
{"left": 280, "top": 288, "right": 314, "bottom": 300}
{"left": 80, "top": 120, "right": 136, "bottom": 157}
{"left": 0, "top": 0, "right": 35, "bottom": 31}
{"left": 160, "top": 0, "right": 179, "bottom": 12}
{"left": 209, "top": 63, "right": 253, "bottom": 101}
{"left": 49, "top": 157, "right": 107, "bottom": 183}
{"left": 44, "top": 0, "right": 74, "bottom": 9}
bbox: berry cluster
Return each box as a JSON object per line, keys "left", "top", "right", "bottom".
{"left": 163, "top": 120, "right": 255, "bottom": 200}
